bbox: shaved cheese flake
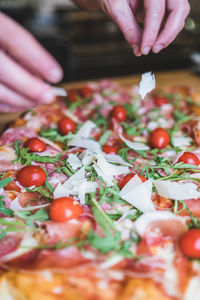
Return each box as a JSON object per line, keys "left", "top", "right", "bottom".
{"left": 139, "top": 72, "right": 155, "bottom": 99}
{"left": 94, "top": 154, "right": 129, "bottom": 177}
{"left": 119, "top": 134, "right": 149, "bottom": 151}
{"left": 154, "top": 180, "right": 200, "bottom": 200}
{"left": 39, "top": 137, "right": 62, "bottom": 151}
{"left": 67, "top": 153, "right": 82, "bottom": 170}
{"left": 0, "top": 146, "right": 16, "bottom": 161}
{"left": 100, "top": 254, "right": 124, "bottom": 269}
{"left": 70, "top": 120, "right": 96, "bottom": 142}
{"left": 78, "top": 181, "right": 98, "bottom": 205}
{"left": 53, "top": 87, "right": 67, "bottom": 97}
{"left": 105, "top": 154, "right": 132, "bottom": 166}
{"left": 69, "top": 137, "right": 102, "bottom": 154}
{"left": 63, "top": 109, "right": 80, "bottom": 123}
{"left": 62, "top": 167, "right": 85, "bottom": 190}
{"left": 172, "top": 136, "right": 192, "bottom": 148}
{"left": 134, "top": 211, "right": 186, "bottom": 236}
{"left": 184, "top": 277, "right": 200, "bottom": 300}
{"left": 93, "top": 164, "right": 113, "bottom": 186}
{"left": 120, "top": 175, "right": 154, "bottom": 213}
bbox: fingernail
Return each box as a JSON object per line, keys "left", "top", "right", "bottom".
{"left": 153, "top": 44, "right": 163, "bottom": 53}
{"left": 40, "top": 90, "right": 55, "bottom": 103}
{"left": 132, "top": 44, "right": 141, "bottom": 56}
{"left": 142, "top": 46, "right": 150, "bottom": 55}
{"left": 47, "top": 67, "right": 63, "bottom": 83}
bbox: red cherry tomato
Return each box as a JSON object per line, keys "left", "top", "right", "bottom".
{"left": 111, "top": 106, "right": 127, "bottom": 122}
{"left": 178, "top": 152, "right": 200, "bottom": 166}
{"left": 120, "top": 173, "right": 146, "bottom": 190}
{"left": 24, "top": 138, "right": 46, "bottom": 153}
{"left": 49, "top": 197, "right": 83, "bottom": 222}
{"left": 80, "top": 86, "right": 93, "bottom": 98}
{"left": 102, "top": 145, "right": 118, "bottom": 155}
{"left": 67, "top": 89, "right": 78, "bottom": 102}
{"left": 180, "top": 229, "right": 200, "bottom": 258}
{"left": 154, "top": 96, "right": 168, "bottom": 106}
{"left": 16, "top": 166, "right": 46, "bottom": 187}
{"left": 58, "top": 118, "right": 76, "bottom": 136}
{"left": 150, "top": 128, "right": 170, "bottom": 149}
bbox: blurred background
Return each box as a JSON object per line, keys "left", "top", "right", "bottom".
{"left": 1, "top": 0, "right": 200, "bottom": 82}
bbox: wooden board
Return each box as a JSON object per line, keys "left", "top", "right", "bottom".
{"left": 0, "top": 69, "right": 200, "bottom": 132}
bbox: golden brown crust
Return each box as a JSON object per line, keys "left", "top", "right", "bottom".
{"left": 0, "top": 271, "right": 173, "bottom": 300}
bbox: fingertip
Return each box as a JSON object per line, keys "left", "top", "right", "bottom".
{"left": 152, "top": 44, "right": 164, "bottom": 53}
{"left": 141, "top": 46, "right": 151, "bottom": 55}
{"left": 132, "top": 44, "right": 142, "bottom": 57}
{"left": 40, "top": 89, "right": 55, "bottom": 104}
{"left": 46, "top": 66, "right": 63, "bottom": 83}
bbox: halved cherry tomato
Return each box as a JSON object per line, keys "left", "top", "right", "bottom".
{"left": 58, "top": 118, "right": 76, "bottom": 135}
{"left": 150, "top": 128, "right": 170, "bottom": 149}
{"left": 111, "top": 105, "right": 127, "bottom": 122}
{"left": 180, "top": 229, "right": 200, "bottom": 258}
{"left": 102, "top": 145, "right": 118, "bottom": 155}
{"left": 154, "top": 96, "right": 168, "bottom": 106}
{"left": 24, "top": 138, "right": 46, "bottom": 153}
{"left": 80, "top": 86, "right": 93, "bottom": 98}
{"left": 120, "top": 173, "right": 146, "bottom": 190}
{"left": 67, "top": 89, "right": 78, "bottom": 102}
{"left": 178, "top": 152, "right": 200, "bottom": 166}
{"left": 49, "top": 197, "right": 83, "bottom": 222}
{"left": 16, "top": 166, "right": 46, "bottom": 187}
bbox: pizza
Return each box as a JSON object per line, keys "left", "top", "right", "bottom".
{"left": 0, "top": 77, "right": 200, "bottom": 300}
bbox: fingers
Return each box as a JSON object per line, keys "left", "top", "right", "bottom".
{"left": 0, "top": 83, "right": 33, "bottom": 109}
{"left": 141, "top": 0, "right": 165, "bottom": 55}
{"left": 0, "top": 12, "right": 63, "bottom": 83}
{"left": 152, "top": 0, "right": 190, "bottom": 53}
{"left": 100, "top": 0, "right": 142, "bottom": 56}
{"left": 0, "top": 50, "right": 55, "bottom": 104}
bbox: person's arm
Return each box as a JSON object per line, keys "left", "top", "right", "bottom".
{"left": 0, "top": 12, "right": 63, "bottom": 112}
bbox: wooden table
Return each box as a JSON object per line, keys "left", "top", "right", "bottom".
{"left": 0, "top": 69, "right": 200, "bottom": 132}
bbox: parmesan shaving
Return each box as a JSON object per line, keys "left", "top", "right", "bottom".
{"left": 120, "top": 175, "right": 155, "bottom": 213}
{"left": 172, "top": 136, "right": 192, "bottom": 148}
{"left": 139, "top": 72, "right": 155, "bottom": 99}
{"left": 154, "top": 180, "right": 200, "bottom": 200}
{"left": 99, "top": 255, "right": 124, "bottom": 269}
{"left": 39, "top": 137, "right": 62, "bottom": 151}
{"left": 119, "top": 134, "right": 149, "bottom": 151}
{"left": 67, "top": 153, "right": 82, "bottom": 170}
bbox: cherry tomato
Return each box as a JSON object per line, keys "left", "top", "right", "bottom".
{"left": 58, "top": 118, "right": 76, "bottom": 135}
{"left": 24, "top": 138, "right": 46, "bottom": 153}
{"left": 150, "top": 128, "right": 170, "bottom": 149}
{"left": 102, "top": 145, "right": 118, "bottom": 155}
{"left": 120, "top": 173, "right": 146, "bottom": 190}
{"left": 178, "top": 152, "right": 200, "bottom": 166}
{"left": 16, "top": 166, "right": 46, "bottom": 187}
{"left": 49, "top": 197, "right": 83, "bottom": 222}
{"left": 80, "top": 86, "right": 93, "bottom": 97}
{"left": 67, "top": 89, "right": 78, "bottom": 102}
{"left": 154, "top": 96, "right": 168, "bottom": 106}
{"left": 111, "top": 106, "right": 127, "bottom": 122}
{"left": 180, "top": 229, "right": 200, "bottom": 258}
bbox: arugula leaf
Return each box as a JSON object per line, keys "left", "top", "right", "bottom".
{"left": 0, "top": 198, "right": 14, "bottom": 217}
{"left": 0, "top": 218, "right": 29, "bottom": 239}
{"left": 14, "top": 209, "right": 49, "bottom": 227}
{"left": 0, "top": 177, "right": 12, "bottom": 188}
{"left": 93, "top": 112, "right": 107, "bottom": 130}
{"left": 98, "top": 130, "right": 111, "bottom": 146}
{"left": 14, "top": 140, "right": 61, "bottom": 165}
{"left": 88, "top": 229, "right": 121, "bottom": 254}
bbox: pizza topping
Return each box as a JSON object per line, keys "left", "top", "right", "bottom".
{"left": 58, "top": 118, "right": 76, "bottom": 135}
{"left": 49, "top": 197, "right": 83, "bottom": 222}
{"left": 119, "top": 134, "right": 150, "bottom": 151}
{"left": 154, "top": 180, "right": 200, "bottom": 200}
{"left": 180, "top": 229, "right": 200, "bottom": 258}
{"left": 67, "top": 153, "right": 82, "bottom": 170}
{"left": 154, "top": 96, "right": 168, "bottom": 106}
{"left": 120, "top": 175, "right": 155, "bottom": 213}
{"left": 149, "top": 128, "right": 170, "bottom": 149}
{"left": 102, "top": 145, "right": 118, "bottom": 155}
{"left": 80, "top": 86, "right": 93, "bottom": 97}
{"left": 120, "top": 173, "right": 147, "bottom": 190}
{"left": 24, "top": 138, "right": 46, "bottom": 153}
{"left": 178, "top": 152, "right": 200, "bottom": 166}
{"left": 16, "top": 166, "right": 47, "bottom": 187}
{"left": 139, "top": 71, "right": 156, "bottom": 99}
{"left": 111, "top": 105, "right": 127, "bottom": 122}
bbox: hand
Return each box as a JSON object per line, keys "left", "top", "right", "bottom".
{"left": 0, "top": 12, "right": 63, "bottom": 113}
{"left": 98, "top": 0, "right": 190, "bottom": 56}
